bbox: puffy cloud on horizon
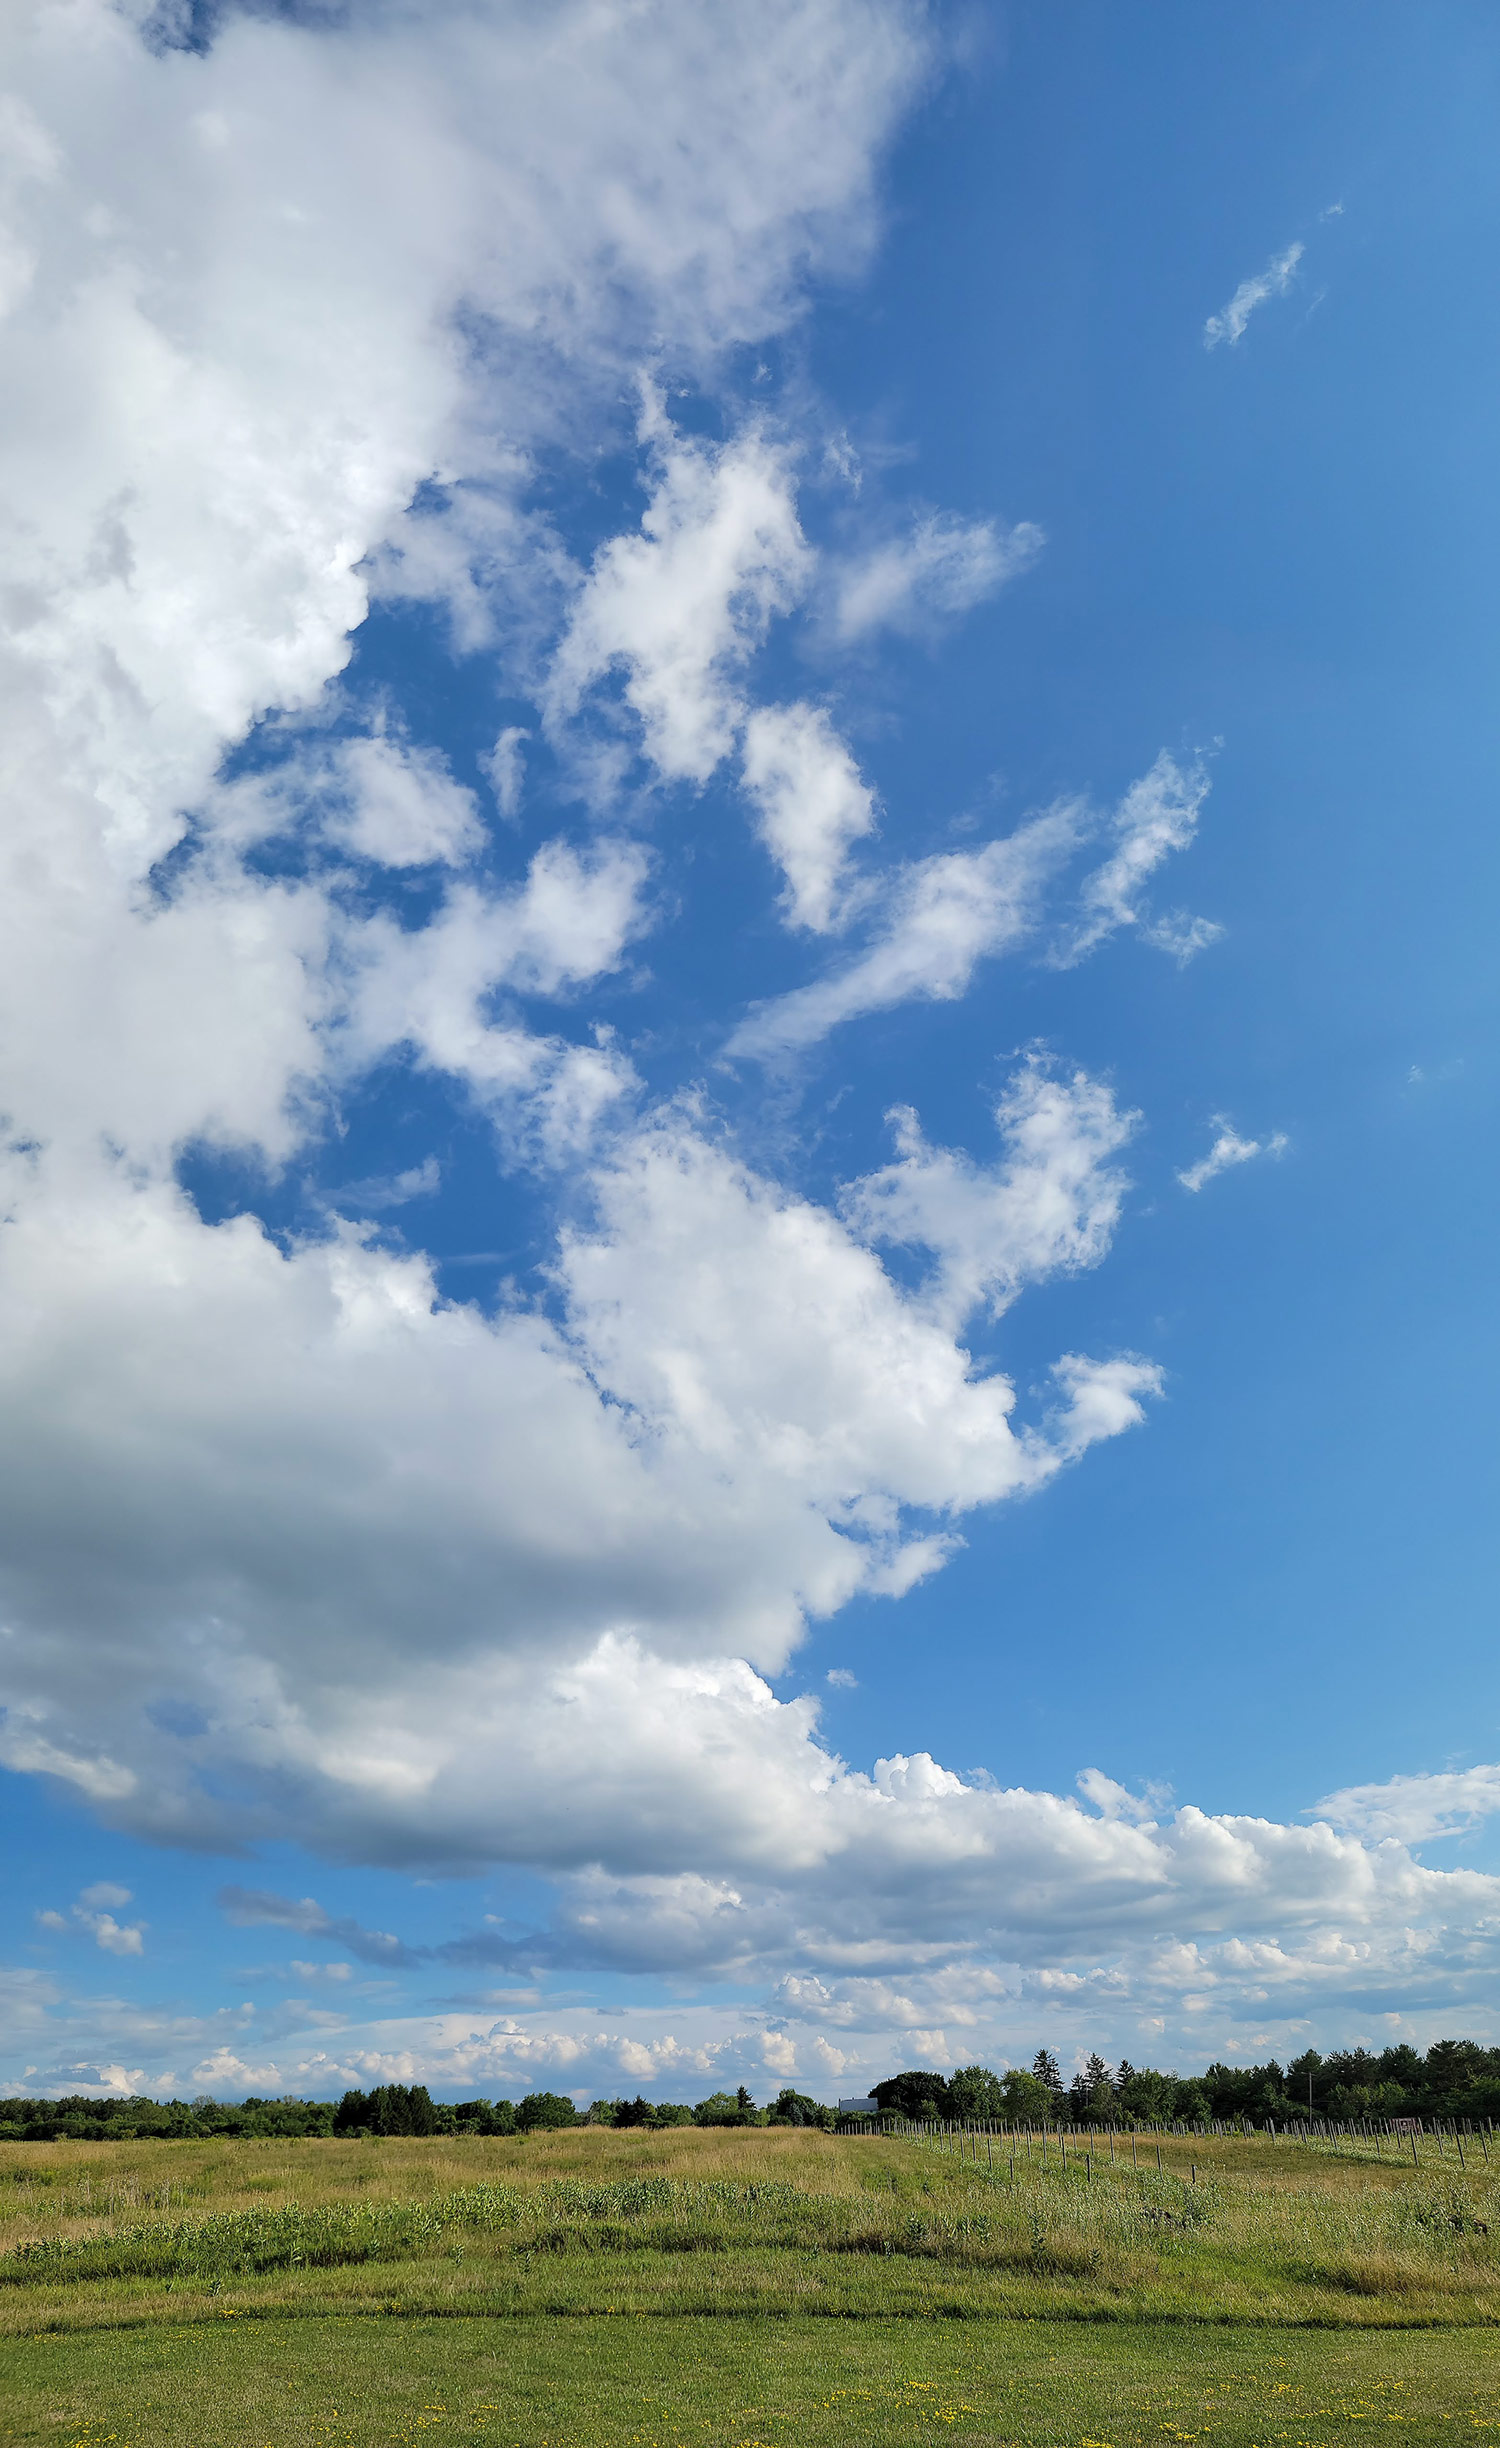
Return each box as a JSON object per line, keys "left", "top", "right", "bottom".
{"left": 16, "top": 1749, "right": 1500, "bottom": 2099}
{"left": 1315, "top": 1764, "right": 1500, "bottom": 1846}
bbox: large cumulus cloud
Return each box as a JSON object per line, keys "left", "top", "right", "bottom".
{"left": 2, "top": 0, "right": 1479, "bottom": 2097}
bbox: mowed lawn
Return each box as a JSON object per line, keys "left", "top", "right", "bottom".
{"left": 4, "top": 2128, "right": 1500, "bottom": 2443}
{"left": 7, "top": 2312, "right": 1500, "bottom": 2448}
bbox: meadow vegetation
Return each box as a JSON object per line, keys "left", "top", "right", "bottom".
{"left": 4, "top": 2126, "right": 1500, "bottom": 2443}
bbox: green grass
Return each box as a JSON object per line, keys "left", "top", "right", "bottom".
{"left": 3, "top": 2129, "right": 1499, "bottom": 2442}
{"left": 5, "top": 2311, "right": 1500, "bottom": 2447}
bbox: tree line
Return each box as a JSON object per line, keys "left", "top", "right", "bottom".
{"left": 3, "top": 2039, "right": 1497, "bottom": 2144}
{"left": 0, "top": 2080, "right": 834, "bottom": 2142}
{"left": 871, "top": 2039, "right": 1500, "bottom": 2128}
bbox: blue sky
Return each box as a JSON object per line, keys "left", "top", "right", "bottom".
{"left": 1, "top": 0, "right": 1497, "bottom": 2104}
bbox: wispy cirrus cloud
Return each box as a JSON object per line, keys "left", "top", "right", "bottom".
{"left": 1204, "top": 240, "right": 1304, "bottom": 350}
{"left": 217, "top": 1888, "right": 421, "bottom": 1970}
{"left": 830, "top": 509, "right": 1043, "bottom": 642}
{"left": 1051, "top": 752, "right": 1220, "bottom": 969}
{"left": 1177, "top": 1119, "right": 1289, "bottom": 1194}
{"left": 727, "top": 804, "right": 1079, "bottom": 1057}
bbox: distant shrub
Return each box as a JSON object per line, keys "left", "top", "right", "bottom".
{"left": 767, "top": 2089, "right": 834, "bottom": 2129}
{"left": 516, "top": 2091, "right": 578, "bottom": 2131}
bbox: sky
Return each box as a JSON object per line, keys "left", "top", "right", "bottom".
{"left": 1, "top": 0, "right": 1498, "bottom": 2108}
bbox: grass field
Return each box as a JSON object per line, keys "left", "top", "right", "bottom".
{"left": 3, "top": 2127, "right": 1498, "bottom": 2444}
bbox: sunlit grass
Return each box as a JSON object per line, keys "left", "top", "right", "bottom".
{"left": 5, "top": 2310, "right": 1500, "bottom": 2447}
{"left": 3, "top": 2127, "right": 1500, "bottom": 2334}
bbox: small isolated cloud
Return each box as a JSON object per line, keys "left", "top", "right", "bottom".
{"left": 38, "top": 1887, "right": 146, "bottom": 1955}
{"left": 329, "top": 1158, "right": 442, "bottom": 1215}
{"left": 1204, "top": 241, "right": 1304, "bottom": 350}
{"left": 832, "top": 511, "right": 1043, "bottom": 642}
{"left": 1177, "top": 1119, "right": 1288, "bottom": 1194}
{"left": 81, "top": 1913, "right": 146, "bottom": 1957}
{"left": 483, "top": 727, "right": 529, "bottom": 822}
{"left": 825, "top": 1667, "right": 858, "bottom": 1689}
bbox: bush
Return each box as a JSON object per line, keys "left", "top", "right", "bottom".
{"left": 871, "top": 2071, "right": 951, "bottom": 2121}
{"left": 767, "top": 2089, "right": 834, "bottom": 2129}
{"left": 516, "top": 2091, "right": 577, "bottom": 2131}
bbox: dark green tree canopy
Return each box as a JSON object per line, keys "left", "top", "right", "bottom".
{"left": 332, "top": 2083, "right": 439, "bottom": 2137}
{"left": 870, "top": 2069, "right": 952, "bottom": 2120}
{"left": 768, "top": 2088, "right": 834, "bottom": 2128}
{"left": 516, "top": 2090, "right": 577, "bottom": 2131}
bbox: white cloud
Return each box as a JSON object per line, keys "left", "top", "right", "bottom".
{"left": 0, "top": 1090, "right": 1153, "bottom": 1868}
{"left": 340, "top": 838, "right": 651, "bottom": 1155}
{"left": 739, "top": 701, "right": 877, "bottom": 930}
{"left": 325, "top": 736, "right": 485, "bottom": 869}
{"left": 35, "top": 1887, "right": 146, "bottom": 1954}
{"left": 483, "top": 726, "right": 530, "bottom": 822}
{"left": 1314, "top": 1765, "right": 1500, "bottom": 1846}
{"left": 0, "top": 0, "right": 1339, "bottom": 2085}
{"left": 14, "top": 1731, "right": 1500, "bottom": 2084}
{"left": 832, "top": 509, "right": 1043, "bottom": 641}
{"left": 327, "top": 1158, "right": 442, "bottom": 1216}
{"left": 843, "top": 1059, "right": 1135, "bottom": 1329}
{"left": 1204, "top": 241, "right": 1304, "bottom": 350}
{"left": 1177, "top": 1118, "right": 1289, "bottom": 1193}
{"left": 728, "top": 804, "right": 1077, "bottom": 1057}
{"left": 731, "top": 745, "right": 1219, "bottom": 1062}
{"left": 1053, "top": 752, "right": 1220, "bottom": 968}
{"left": 550, "top": 422, "right": 811, "bottom": 784}
{"left": 81, "top": 1911, "right": 145, "bottom": 1957}
{"left": 207, "top": 732, "right": 486, "bottom": 869}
